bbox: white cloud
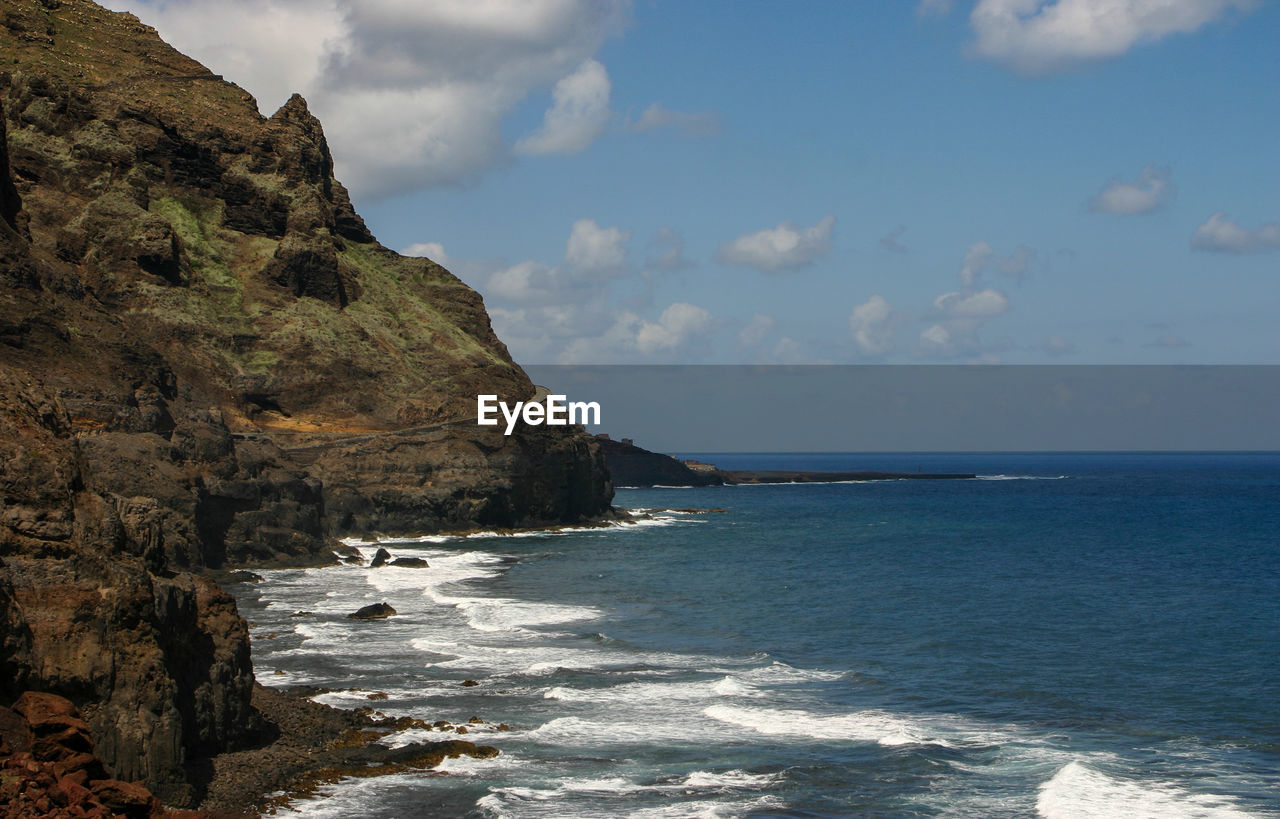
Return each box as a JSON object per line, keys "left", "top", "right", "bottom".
{"left": 565, "top": 218, "right": 630, "bottom": 274}
{"left": 961, "top": 241, "right": 994, "bottom": 287}
{"left": 934, "top": 288, "right": 1010, "bottom": 319}
{"left": 624, "top": 103, "right": 719, "bottom": 136}
{"left": 848, "top": 295, "right": 897, "bottom": 355}
{"left": 960, "top": 241, "right": 1035, "bottom": 286}
{"left": 558, "top": 302, "right": 715, "bottom": 363}
{"left": 401, "top": 241, "right": 449, "bottom": 264}
{"left": 717, "top": 215, "right": 836, "bottom": 272}
{"left": 515, "top": 59, "right": 612, "bottom": 156}
{"left": 1191, "top": 212, "right": 1280, "bottom": 253}
{"left": 489, "top": 300, "right": 614, "bottom": 363}
{"left": 487, "top": 260, "right": 560, "bottom": 303}
{"left": 918, "top": 323, "right": 956, "bottom": 354}
{"left": 1090, "top": 164, "right": 1175, "bottom": 214}
{"left": 920, "top": 243, "right": 1015, "bottom": 359}
{"left": 970, "top": 0, "right": 1257, "bottom": 74}
{"left": 106, "top": 0, "right": 629, "bottom": 198}
{"left": 636, "top": 302, "right": 714, "bottom": 354}
{"left": 738, "top": 313, "right": 777, "bottom": 349}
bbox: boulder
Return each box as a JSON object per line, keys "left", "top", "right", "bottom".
{"left": 388, "top": 557, "right": 428, "bottom": 568}
{"left": 368, "top": 548, "right": 392, "bottom": 568}
{"left": 348, "top": 603, "right": 396, "bottom": 620}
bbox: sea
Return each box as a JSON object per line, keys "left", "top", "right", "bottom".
{"left": 232, "top": 452, "right": 1280, "bottom": 817}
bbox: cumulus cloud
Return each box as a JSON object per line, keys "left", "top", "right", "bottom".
{"left": 401, "top": 241, "right": 449, "bottom": 265}
{"left": 848, "top": 295, "right": 897, "bottom": 356}
{"left": 515, "top": 59, "right": 613, "bottom": 156}
{"left": 1089, "top": 164, "right": 1175, "bottom": 214}
{"left": 960, "top": 241, "right": 1035, "bottom": 286}
{"left": 486, "top": 260, "right": 562, "bottom": 304}
{"left": 717, "top": 216, "right": 837, "bottom": 272}
{"left": 1190, "top": 212, "right": 1280, "bottom": 253}
{"left": 636, "top": 303, "right": 715, "bottom": 354}
{"left": 920, "top": 244, "right": 1015, "bottom": 358}
{"left": 970, "top": 0, "right": 1257, "bottom": 74}
{"left": 105, "top": 0, "right": 629, "bottom": 198}
{"left": 558, "top": 302, "right": 716, "bottom": 363}
{"left": 489, "top": 300, "right": 614, "bottom": 362}
{"left": 934, "top": 288, "right": 1010, "bottom": 319}
{"left": 457, "top": 220, "right": 717, "bottom": 364}
{"left": 624, "top": 102, "right": 720, "bottom": 136}
{"left": 565, "top": 218, "right": 631, "bottom": 274}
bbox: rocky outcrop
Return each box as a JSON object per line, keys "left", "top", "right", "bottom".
{"left": 0, "top": 0, "right": 612, "bottom": 808}
{"left": 598, "top": 437, "right": 723, "bottom": 487}
{"left": 348, "top": 603, "right": 396, "bottom": 620}
{"left": 0, "top": 692, "right": 166, "bottom": 818}
{"left": 312, "top": 423, "right": 614, "bottom": 536}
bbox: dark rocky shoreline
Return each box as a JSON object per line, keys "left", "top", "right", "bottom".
{"left": 193, "top": 685, "right": 501, "bottom": 815}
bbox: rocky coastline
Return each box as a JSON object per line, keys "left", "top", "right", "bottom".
{"left": 0, "top": 0, "right": 613, "bottom": 812}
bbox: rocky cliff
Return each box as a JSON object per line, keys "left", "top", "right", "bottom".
{"left": 0, "top": 0, "right": 612, "bottom": 806}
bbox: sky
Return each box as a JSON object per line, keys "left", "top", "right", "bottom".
{"left": 104, "top": 0, "right": 1280, "bottom": 366}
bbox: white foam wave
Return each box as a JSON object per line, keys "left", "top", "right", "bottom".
{"left": 451, "top": 598, "right": 603, "bottom": 633}
{"left": 487, "top": 769, "right": 780, "bottom": 799}
{"left": 977, "top": 474, "right": 1069, "bottom": 481}
{"left": 1036, "top": 761, "right": 1256, "bottom": 819}
{"left": 477, "top": 790, "right": 785, "bottom": 819}
{"left": 678, "top": 769, "right": 782, "bottom": 790}
{"left": 703, "top": 705, "right": 950, "bottom": 747}
{"left": 339, "top": 514, "right": 697, "bottom": 549}
{"left": 542, "top": 675, "right": 762, "bottom": 704}
{"left": 522, "top": 716, "right": 702, "bottom": 745}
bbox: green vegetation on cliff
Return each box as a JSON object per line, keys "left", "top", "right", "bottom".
{"left": 0, "top": 0, "right": 613, "bottom": 808}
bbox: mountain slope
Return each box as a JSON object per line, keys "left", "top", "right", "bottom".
{"left": 0, "top": 0, "right": 612, "bottom": 804}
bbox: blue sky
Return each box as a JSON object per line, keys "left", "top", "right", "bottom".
{"left": 108, "top": 0, "right": 1279, "bottom": 364}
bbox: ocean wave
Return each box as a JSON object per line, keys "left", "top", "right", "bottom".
{"left": 542, "top": 675, "right": 764, "bottom": 704}
{"left": 703, "top": 704, "right": 952, "bottom": 747}
{"left": 477, "top": 789, "right": 785, "bottom": 819}
{"left": 1036, "top": 760, "right": 1255, "bottom": 818}
{"left": 339, "top": 514, "right": 697, "bottom": 549}
{"left": 976, "top": 474, "right": 1069, "bottom": 481}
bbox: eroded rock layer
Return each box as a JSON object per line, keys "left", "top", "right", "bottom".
{"left": 0, "top": 0, "right": 612, "bottom": 805}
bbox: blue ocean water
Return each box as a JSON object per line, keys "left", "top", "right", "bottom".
{"left": 234, "top": 453, "right": 1280, "bottom": 817}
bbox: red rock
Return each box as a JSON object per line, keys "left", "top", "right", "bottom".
{"left": 90, "top": 778, "right": 159, "bottom": 818}
{"left": 12, "top": 692, "right": 86, "bottom": 734}
{"left": 59, "top": 774, "right": 92, "bottom": 805}
{"left": 0, "top": 706, "right": 31, "bottom": 755}
{"left": 51, "top": 752, "right": 105, "bottom": 780}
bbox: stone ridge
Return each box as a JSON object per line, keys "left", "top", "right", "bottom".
{"left": 0, "top": 0, "right": 613, "bottom": 807}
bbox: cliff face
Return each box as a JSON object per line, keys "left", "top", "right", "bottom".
{"left": 0, "top": 0, "right": 611, "bottom": 805}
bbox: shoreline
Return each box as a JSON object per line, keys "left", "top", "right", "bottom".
{"left": 193, "top": 685, "right": 502, "bottom": 814}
